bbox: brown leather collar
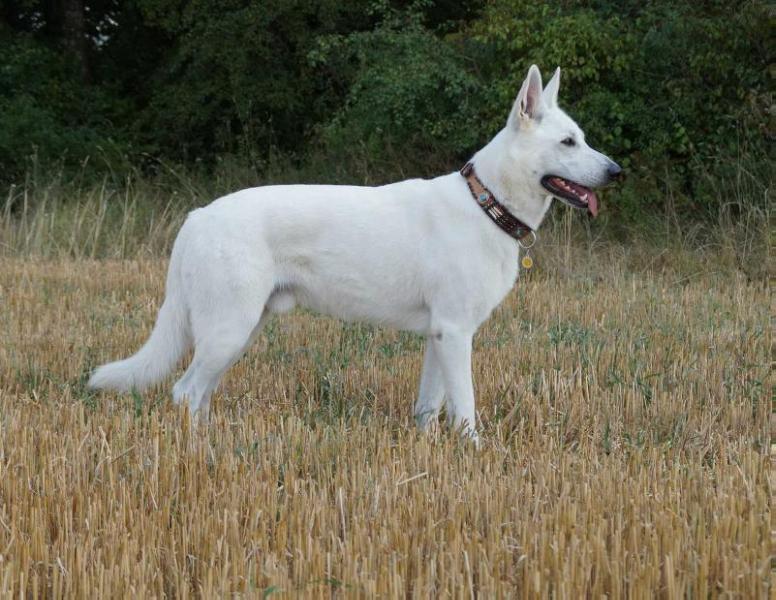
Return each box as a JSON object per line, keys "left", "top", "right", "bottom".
{"left": 460, "top": 162, "right": 534, "bottom": 242}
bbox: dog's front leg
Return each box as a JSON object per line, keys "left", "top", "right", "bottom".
{"left": 414, "top": 340, "right": 446, "bottom": 431}
{"left": 429, "top": 325, "right": 479, "bottom": 444}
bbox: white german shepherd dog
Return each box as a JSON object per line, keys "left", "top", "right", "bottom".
{"left": 89, "top": 65, "right": 620, "bottom": 442}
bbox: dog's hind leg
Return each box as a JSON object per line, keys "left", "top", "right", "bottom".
{"left": 414, "top": 340, "right": 446, "bottom": 431}
{"left": 172, "top": 260, "right": 274, "bottom": 421}
{"left": 172, "top": 308, "right": 269, "bottom": 421}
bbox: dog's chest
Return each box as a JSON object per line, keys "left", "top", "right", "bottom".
{"left": 459, "top": 238, "right": 521, "bottom": 325}
{"left": 487, "top": 249, "right": 521, "bottom": 304}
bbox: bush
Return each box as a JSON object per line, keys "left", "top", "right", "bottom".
{"left": 309, "top": 5, "right": 483, "bottom": 177}
{"left": 0, "top": 26, "right": 130, "bottom": 181}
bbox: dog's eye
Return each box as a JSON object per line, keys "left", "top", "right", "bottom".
{"left": 561, "top": 137, "right": 576, "bottom": 147}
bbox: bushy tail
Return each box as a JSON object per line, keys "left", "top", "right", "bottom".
{"left": 88, "top": 285, "right": 189, "bottom": 393}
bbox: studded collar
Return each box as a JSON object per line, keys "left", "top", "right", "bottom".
{"left": 460, "top": 162, "right": 534, "bottom": 242}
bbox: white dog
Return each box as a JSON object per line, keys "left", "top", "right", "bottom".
{"left": 89, "top": 65, "right": 620, "bottom": 442}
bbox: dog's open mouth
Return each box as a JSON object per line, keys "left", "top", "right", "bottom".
{"left": 541, "top": 175, "right": 599, "bottom": 217}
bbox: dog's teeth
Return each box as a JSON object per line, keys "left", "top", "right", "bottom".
{"left": 580, "top": 194, "right": 588, "bottom": 201}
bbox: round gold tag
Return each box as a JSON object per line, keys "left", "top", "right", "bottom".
{"left": 521, "top": 255, "right": 533, "bottom": 269}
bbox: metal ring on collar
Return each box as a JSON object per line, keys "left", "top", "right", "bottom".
{"left": 518, "top": 230, "right": 537, "bottom": 249}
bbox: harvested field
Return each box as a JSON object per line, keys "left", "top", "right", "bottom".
{"left": 0, "top": 254, "right": 769, "bottom": 597}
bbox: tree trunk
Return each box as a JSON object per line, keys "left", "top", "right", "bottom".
{"left": 62, "top": 0, "right": 89, "bottom": 82}
{"left": 45, "top": 0, "right": 90, "bottom": 82}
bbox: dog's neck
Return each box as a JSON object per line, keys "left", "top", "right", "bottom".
{"left": 468, "top": 128, "right": 553, "bottom": 231}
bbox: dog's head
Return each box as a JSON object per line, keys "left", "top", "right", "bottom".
{"left": 496, "top": 65, "right": 621, "bottom": 219}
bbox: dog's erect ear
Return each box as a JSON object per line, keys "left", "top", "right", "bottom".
{"left": 509, "top": 64, "right": 544, "bottom": 128}
{"left": 543, "top": 67, "right": 561, "bottom": 107}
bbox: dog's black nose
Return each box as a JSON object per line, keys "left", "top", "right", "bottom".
{"left": 607, "top": 162, "right": 623, "bottom": 181}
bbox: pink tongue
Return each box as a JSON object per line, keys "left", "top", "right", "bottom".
{"left": 587, "top": 192, "right": 599, "bottom": 217}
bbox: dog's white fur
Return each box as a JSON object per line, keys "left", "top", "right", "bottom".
{"left": 89, "top": 65, "right": 618, "bottom": 441}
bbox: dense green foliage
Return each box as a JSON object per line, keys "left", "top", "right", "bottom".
{"left": 0, "top": 0, "right": 772, "bottom": 217}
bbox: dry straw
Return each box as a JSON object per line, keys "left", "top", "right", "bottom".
{"left": 0, "top": 249, "right": 768, "bottom": 596}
